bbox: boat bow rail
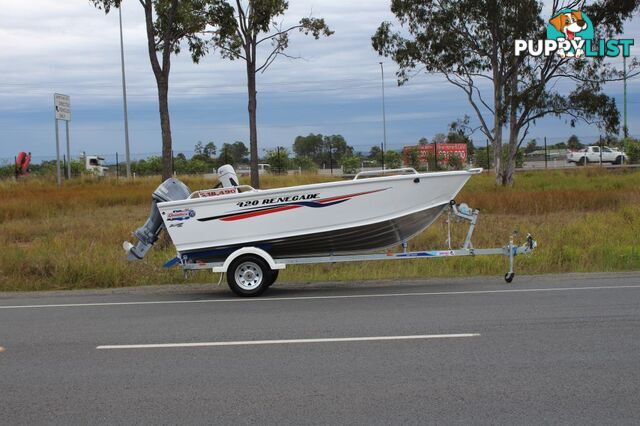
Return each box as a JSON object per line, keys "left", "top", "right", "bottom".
{"left": 354, "top": 168, "right": 418, "bottom": 180}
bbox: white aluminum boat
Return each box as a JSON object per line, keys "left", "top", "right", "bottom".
{"left": 124, "top": 166, "right": 482, "bottom": 264}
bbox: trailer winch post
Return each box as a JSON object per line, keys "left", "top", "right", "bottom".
{"left": 448, "top": 202, "right": 479, "bottom": 250}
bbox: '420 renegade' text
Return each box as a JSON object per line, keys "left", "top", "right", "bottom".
{"left": 236, "top": 193, "right": 320, "bottom": 208}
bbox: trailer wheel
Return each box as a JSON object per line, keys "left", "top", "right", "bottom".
{"left": 227, "top": 255, "right": 270, "bottom": 297}
{"left": 266, "top": 269, "right": 279, "bottom": 287}
{"left": 504, "top": 272, "right": 515, "bottom": 283}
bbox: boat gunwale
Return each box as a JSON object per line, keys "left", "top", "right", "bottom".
{"left": 158, "top": 168, "right": 482, "bottom": 209}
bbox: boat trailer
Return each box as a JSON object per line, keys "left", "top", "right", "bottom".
{"left": 166, "top": 201, "right": 537, "bottom": 296}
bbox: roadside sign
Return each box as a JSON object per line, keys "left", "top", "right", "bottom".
{"left": 53, "top": 93, "right": 72, "bottom": 186}
{"left": 54, "top": 93, "right": 71, "bottom": 121}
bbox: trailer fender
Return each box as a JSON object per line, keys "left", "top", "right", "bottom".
{"left": 212, "top": 247, "right": 286, "bottom": 273}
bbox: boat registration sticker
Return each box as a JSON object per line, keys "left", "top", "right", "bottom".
{"left": 198, "top": 188, "right": 238, "bottom": 198}
{"left": 167, "top": 208, "right": 196, "bottom": 221}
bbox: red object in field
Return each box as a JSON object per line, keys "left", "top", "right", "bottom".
{"left": 402, "top": 143, "right": 467, "bottom": 167}
{"left": 15, "top": 151, "right": 32, "bottom": 176}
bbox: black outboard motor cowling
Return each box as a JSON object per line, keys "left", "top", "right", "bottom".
{"left": 124, "top": 178, "right": 191, "bottom": 260}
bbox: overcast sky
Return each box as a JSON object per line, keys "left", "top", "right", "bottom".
{"left": 0, "top": 0, "right": 638, "bottom": 162}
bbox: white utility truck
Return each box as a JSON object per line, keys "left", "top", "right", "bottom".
{"left": 566, "top": 146, "right": 627, "bottom": 165}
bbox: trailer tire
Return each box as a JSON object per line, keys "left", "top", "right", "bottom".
{"left": 227, "top": 255, "right": 270, "bottom": 297}
{"left": 266, "top": 269, "right": 279, "bottom": 287}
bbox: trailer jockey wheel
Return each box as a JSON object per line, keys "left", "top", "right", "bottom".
{"left": 227, "top": 255, "right": 270, "bottom": 297}
{"left": 504, "top": 272, "right": 515, "bottom": 283}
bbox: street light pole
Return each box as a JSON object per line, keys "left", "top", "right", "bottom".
{"left": 379, "top": 62, "right": 388, "bottom": 169}
{"left": 623, "top": 55, "right": 628, "bottom": 138}
{"left": 119, "top": 4, "right": 132, "bottom": 178}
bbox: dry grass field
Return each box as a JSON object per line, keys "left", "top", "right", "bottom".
{"left": 1, "top": 168, "right": 639, "bottom": 291}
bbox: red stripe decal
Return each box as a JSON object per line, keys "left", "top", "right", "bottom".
{"left": 220, "top": 205, "right": 302, "bottom": 221}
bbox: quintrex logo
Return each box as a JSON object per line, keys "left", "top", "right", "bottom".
{"left": 515, "top": 9, "right": 633, "bottom": 58}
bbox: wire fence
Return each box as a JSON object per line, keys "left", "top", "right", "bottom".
{"left": 2, "top": 134, "right": 638, "bottom": 179}
{"left": 2, "top": 135, "right": 636, "bottom": 164}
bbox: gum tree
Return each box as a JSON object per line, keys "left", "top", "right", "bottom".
{"left": 193, "top": 1, "right": 333, "bottom": 188}
{"left": 372, "top": 0, "right": 638, "bottom": 185}
{"left": 91, "top": 0, "right": 209, "bottom": 179}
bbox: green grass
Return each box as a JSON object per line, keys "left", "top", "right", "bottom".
{"left": 1, "top": 168, "right": 639, "bottom": 291}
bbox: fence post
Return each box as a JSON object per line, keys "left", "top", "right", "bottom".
{"left": 544, "top": 137, "right": 547, "bottom": 169}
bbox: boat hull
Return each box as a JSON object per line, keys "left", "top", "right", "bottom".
{"left": 158, "top": 170, "right": 478, "bottom": 260}
{"left": 181, "top": 204, "right": 446, "bottom": 262}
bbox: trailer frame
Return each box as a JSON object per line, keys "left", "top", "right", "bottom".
{"left": 167, "top": 201, "right": 537, "bottom": 295}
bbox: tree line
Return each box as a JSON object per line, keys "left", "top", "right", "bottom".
{"left": 5, "top": 133, "right": 640, "bottom": 180}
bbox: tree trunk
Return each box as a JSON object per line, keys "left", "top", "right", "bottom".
{"left": 503, "top": 132, "right": 518, "bottom": 186}
{"left": 492, "top": 82, "right": 503, "bottom": 186}
{"left": 157, "top": 77, "right": 173, "bottom": 180}
{"left": 504, "top": 119, "right": 518, "bottom": 186}
{"left": 141, "top": 0, "right": 174, "bottom": 181}
{"left": 246, "top": 61, "right": 260, "bottom": 188}
{"left": 503, "top": 67, "right": 520, "bottom": 186}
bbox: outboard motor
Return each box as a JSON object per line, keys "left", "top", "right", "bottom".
{"left": 123, "top": 178, "right": 191, "bottom": 260}
{"left": 217, "top": 164, "right": 239, "bottom": 188}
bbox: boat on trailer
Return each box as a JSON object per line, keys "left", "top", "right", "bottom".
{"left": 124, "top": 166, "right": 536, "bottom": 296}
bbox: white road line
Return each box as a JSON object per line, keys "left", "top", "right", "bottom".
{"left": 96, "top": 333, "right": 480, "bottom": 350}
{"left": 2, "top": 284, "right": 640, "bottom": 310}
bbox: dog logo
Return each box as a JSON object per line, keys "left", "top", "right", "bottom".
{"left": 515, "top": 9, "right": 632, "bottom": 58}
{"left": 547, "top": 9, "right": 593, "bottom": 58}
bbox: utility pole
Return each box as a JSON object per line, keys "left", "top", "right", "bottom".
{"left": 65, "top": 121, "right": 71, "bottom": 178}
{"left": 119, "top": 4, "right": 132, "bottom": 178}
{"left": 623, "top": 55, "right": 628, "bottom": 138}
{"left": 379, "top": 62, "right": 388, "bottom": 168}
{"left": 544, "top": 137, "right": 548, "bottom": 169}
{"left": 54, "top": 104, "right": 61, "bottom": 187}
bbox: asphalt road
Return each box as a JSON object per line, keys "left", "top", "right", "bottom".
{"left": 2, "top": 272, "right": 640, "bottom": 425}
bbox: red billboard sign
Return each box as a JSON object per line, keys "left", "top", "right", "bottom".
{"left": 402, "top": 143, "right": 467, "bottom": 166}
